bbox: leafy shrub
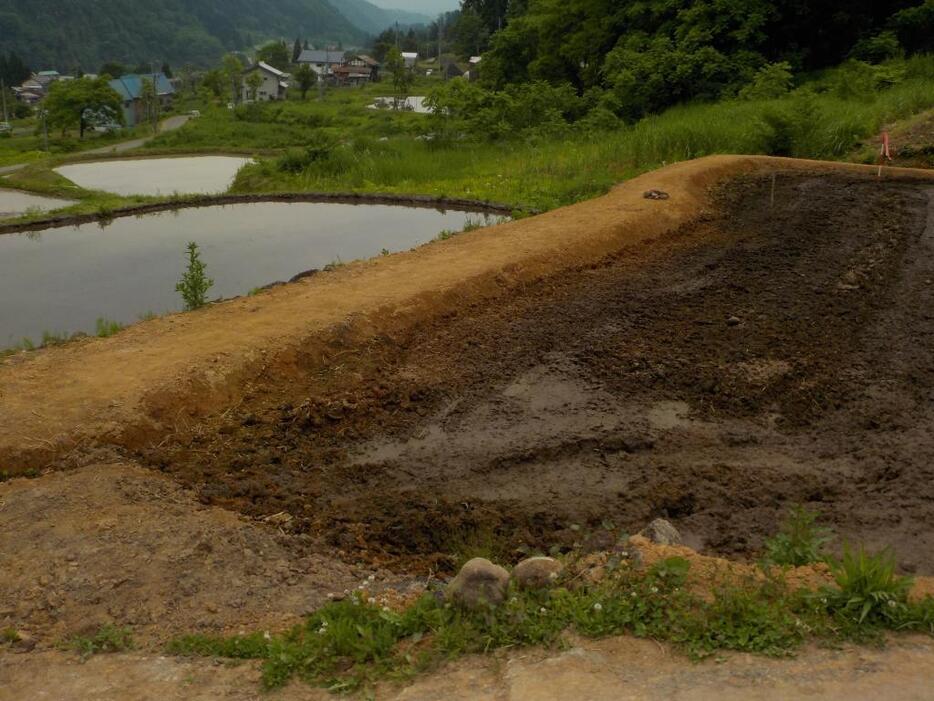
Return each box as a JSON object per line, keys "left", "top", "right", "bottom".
{"left": 276, "top": 138, "right": 337, "bottom": 173}
{"left": 66, "top": 625, "right": 134, "bottom": 658}
{"left": 763, "top": 505, "right": 832, "bottom": 566}
{"left": 850, "top": 31, "right": 904, "bottom": 64}
{"left": 740, "top": 62, "right": 794, "bottom": 100}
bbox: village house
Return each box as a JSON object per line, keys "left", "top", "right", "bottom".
{"left": 13, "top": 70, "right": 68, "bottom": 102}
{"left": 108, "top": 73, "right": 175, "bottom": 127}
{"left": 401, "top": 52, "right": 419, "bottom": 69}
{"left": 296, "top": 49, "right": 344, "bottom": 82}
{"left": 343, "top": 54, "right": 381, "bottom": 82}
{"left": 467, "top": 56, "right": 482, "bottom": 81}
{"left": 241, "top": 62, "right": 289, "bottom": 102}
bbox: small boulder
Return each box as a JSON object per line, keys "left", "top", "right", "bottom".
{"left": 446, "top": 557, "right": 510, "bottom": 610}
{"left": 512, "top": 556, "right": 563, "bottom": 590}
{"left": 643, "top": 189, "right": 670, "bottom": 200}
{"left": 639, "top": 518, "right": 683, "bottom": 546}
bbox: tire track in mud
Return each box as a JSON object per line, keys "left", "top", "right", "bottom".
{"left": 138, "top": 172, "right": 934, "bottom": 574}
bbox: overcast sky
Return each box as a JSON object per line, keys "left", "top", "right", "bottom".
{"left": 367, "top": 0, "right": 459, "bottom": 16}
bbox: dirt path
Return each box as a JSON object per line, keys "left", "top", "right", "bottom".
{"left": 2, "top": 156, "right": 931, "bottom": 473}
{"left": 0, "top": 115, "right": 190, "bottom": 177}
{"left": 3, "top": 634, "right": 934, "bottom": 700}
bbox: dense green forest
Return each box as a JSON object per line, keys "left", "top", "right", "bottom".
{"left": 466, "top": 0, "right": 934, "bottom": 119}
{"left": 0, "top": 0, "right": 375, "bottom": 71}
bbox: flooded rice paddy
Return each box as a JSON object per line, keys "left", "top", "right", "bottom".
{"left": 54, "top": 156, "right": 252, "bottom": 196}
{"left": 0, "top": 189, "right": 76, "bottom": 218}
{"left": 0, "top": 201, "right": 499, "bottom": 346}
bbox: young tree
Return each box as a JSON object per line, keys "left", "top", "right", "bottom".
{"left": 202, "top": 69, "right": 226, "bottom": 99}
{"left": 222, "top": 53, "right": 245, "bottom": 104}
{"left": 245, "top": 71, "right": 263, "bottom": 101}
{"left": 293, "top": 63, "right": 316, "bottom": 99}
{"left": 176, "top": 242, "right": 214, "bottom": 311}
{"left": 385, "top": 47, "right": 413, "bottom": 109}
{"left": 257, "top": 40, "right": 291, "bottom": 71}
{"left": 98, "top": 62, "right": 126, "bottom": 79}
{"left": 292, "top": 37, "right": 303, "bottom": 63}
{"left": 453, "top": 8, "right": 489, "bottom": 57}
{"left": 44, "top": 76, "right": 123, "bottom": 138}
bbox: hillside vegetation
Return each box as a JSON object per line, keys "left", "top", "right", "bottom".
{"left": 0, "top": 0, "right": 368, "bottom": 70}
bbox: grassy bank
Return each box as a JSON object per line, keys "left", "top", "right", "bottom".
{"left": 165, "top": 512, "right": 934, "bottom": 694}
{"left": 228, "top": 58, "right": 934, "bottom": 212}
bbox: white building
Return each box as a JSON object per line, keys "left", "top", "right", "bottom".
{"left": 241, "top": 62, "right": 289, "bottom": 102}
{"left": 401, "top": 52, "right": 418, "bottom": 69}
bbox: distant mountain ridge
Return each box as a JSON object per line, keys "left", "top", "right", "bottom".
{"left": 0, "top": 0, "right": 427, "bottom": 71}
{"left": 332, "top": 0, "right": 432, "bottom": 34}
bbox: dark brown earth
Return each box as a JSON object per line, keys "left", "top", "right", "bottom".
{"left": 136, "top": 171, "right": 934, "bottom": 575}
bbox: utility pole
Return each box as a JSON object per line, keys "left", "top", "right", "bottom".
{"left": 39, "top": 108, "right": 49, "bottom": 151}
{"left": 1, "top": 78, "right": 9, "bottom": 123}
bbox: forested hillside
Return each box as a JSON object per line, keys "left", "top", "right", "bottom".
{"left": 0, "top": 0, "right": 367, "bottom": 70}
{"left": 468, "top": 0, "right": 934, "bottom": 119}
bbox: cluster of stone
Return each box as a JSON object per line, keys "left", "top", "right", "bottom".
{"left": 445, "top": 519, "right": 681, "bottom": 610}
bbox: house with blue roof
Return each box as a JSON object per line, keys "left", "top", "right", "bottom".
{"left": 108, "top": 73, "right": 175, "bottom": 127}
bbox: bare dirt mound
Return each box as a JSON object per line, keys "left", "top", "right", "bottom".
{"left": 3, "top": 157, "right": 931, "bottom": 475}
{"left": 136, "top": 170, "right": 934, "bottom": 574}
{"left": 0, "top": 464, "right": 415, "bottom": 648}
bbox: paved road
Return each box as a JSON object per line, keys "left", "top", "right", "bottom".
{"left": 0, "top": 115, "right": 190, "bottom": 177}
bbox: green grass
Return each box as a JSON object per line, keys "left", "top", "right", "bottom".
{"left": 64, "top": 625, "right": 134, "bottom": 658}
{"left": 95, "top": 318, "right": 124, "bottom": 338}
{"left": 168, "top": 549, "right": 934, "bottom": 694}
{"left": 156, "top": 55, "right": 933, "bottom": 213}
{"left": 0, "top": 125, "right": 148, "bottom": 168}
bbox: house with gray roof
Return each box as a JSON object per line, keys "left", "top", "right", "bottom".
{"left": 296, "top": 49, "right": 345, "bottom": 81}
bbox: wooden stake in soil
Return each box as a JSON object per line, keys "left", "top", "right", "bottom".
{"left": 770, "top": 173, "right": 776, "bottom": 208}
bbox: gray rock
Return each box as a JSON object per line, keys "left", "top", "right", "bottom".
{"left": 512, "top": 556, "right": 563, "bottom": 590}
{"left": 446, "top": 557, "right": 510, "bottom": 610}
{"left": 640, "top": 518, "right": 683, "bottom": 546}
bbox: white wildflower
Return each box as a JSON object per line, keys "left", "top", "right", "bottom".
{"left": 650, "top": 586, "right": 659, "bottom": 594}
{"left": 368, "top": 597, "right": 377, "bottom": 605}
{"left": 593, "top": 603, "right": 603, "bottom": 612}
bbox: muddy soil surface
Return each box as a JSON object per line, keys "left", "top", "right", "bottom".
{"left": 137, "top": 172, "right": 934, "bottom": 574}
